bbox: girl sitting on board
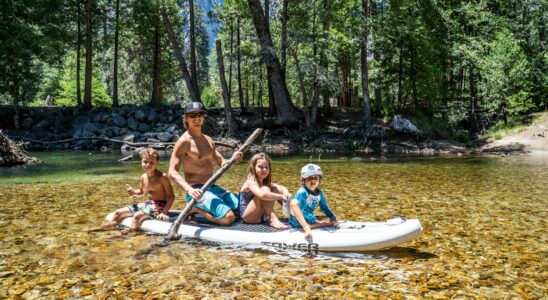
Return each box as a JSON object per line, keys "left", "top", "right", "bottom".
{"left": 239, "top": 153, "right": 291, "bottom": 229}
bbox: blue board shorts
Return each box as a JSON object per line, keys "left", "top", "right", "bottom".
{"left": 185, "top": 184, "right": 239, "bottom": 219}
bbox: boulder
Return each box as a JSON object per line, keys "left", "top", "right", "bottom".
{"left": 22, "top": 117, "right": 33, "bottom": 130}
{"left": 147, "top": 111, "right": 160, "bottom": 123}
{"left": 34, "top": 120, "right": 51, "bottom": 132}
{"left": 390, "top": 115, "right": 421, "bottom": 135}
{"left": 165, "top": 124, "right": 178, "bottom": 133}
{"left": 135, "top": 109, "right": 148, "bottom": 122}
{"left": 127, "top": 117, "right": 139, "bottom": 131}
{"left": 142, "top": 132, "right": 157, "bottom": 139}
{"left": 74, "top": 122, "right": 102, "bottom": 137}
{"left": 137, "top": 123, "right": 151, "bottom": 133}
{"left": 111, "top": 113, "right": 126, "bottom": 127}
{"left": 72, "top": 115, "right": 90, "bottom": 128}
{"left": 119, "top": 105, "right": 132, "bottom": 117}
{"left": 94, "top": 112, "right": 110, "bottom": 123}
{"left": 122, "top": 134, "right": 135, "bottom": 143}
{"left": 157, "top": 132, "right": 173, "bottom": 142}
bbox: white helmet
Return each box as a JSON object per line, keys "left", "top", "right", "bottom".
{"left": 301, "top": 164, "right": 323, "bottom": 179}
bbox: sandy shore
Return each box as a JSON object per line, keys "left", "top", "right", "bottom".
{"left": 480, "top": 112, "right": 548, "bottom": 156}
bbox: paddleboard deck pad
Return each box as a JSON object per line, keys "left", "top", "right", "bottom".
{"left": 106, "top": 211, "right": 423, "bottom": 252}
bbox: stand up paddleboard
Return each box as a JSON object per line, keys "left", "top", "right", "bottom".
{"left": 107, "top": 212, "right": 422, "bottom": 252}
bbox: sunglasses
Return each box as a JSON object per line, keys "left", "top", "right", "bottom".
{"left": 185, "top": 112, "right": 205, "bottom": 119}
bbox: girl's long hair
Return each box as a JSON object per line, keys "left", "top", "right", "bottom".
{"left": 247, "top": 153, "right": 272, "bottom": 187}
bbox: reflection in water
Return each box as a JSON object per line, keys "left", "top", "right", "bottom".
{"left": 0, "top": 152, "right": 546, "bottom": 298}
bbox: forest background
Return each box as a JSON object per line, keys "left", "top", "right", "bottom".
{"left": 0, "top": 0, "right": 545, "bottom": 142}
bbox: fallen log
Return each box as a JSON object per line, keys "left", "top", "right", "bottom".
{"left": 118, "top": 154, "right": 134, "bottom": 162}
{"left": 0, "top": 131, "right": 41, "bottom": 167}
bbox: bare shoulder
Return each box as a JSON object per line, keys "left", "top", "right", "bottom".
{"left": 160, "top": 172, "right": 172, "bottom": 184}
{"left": 203, "top": 134, "right": 215, "bottom": 145}
{"left": 174, "top": 132, "right": 191, "bottom": 151}
{"left": 178, "top": 131, "right": 192, "bottom": 144}
{"left": 240, "top": 178, "right": 251, "bottom": 191}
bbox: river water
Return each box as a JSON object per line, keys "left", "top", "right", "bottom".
{"left": 0, "top": 152, "right": 546, "bottom": 299}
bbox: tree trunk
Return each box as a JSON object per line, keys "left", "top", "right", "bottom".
{"left": 228, "top": 18, "right": 234, "bottom": 101}
{"left": 258, "top": 65, "right": 264, "bottom": 118}
{"left": 371, "top": 0, "right": 381, "bottom": 107}
{"left": 280, "top": 0, "right": 288, "bottom": 75}
{"left": 237, "top": 17, "right": 245, "bottom": 112}
{"left": 361, "top": 0, "right": 372, "bottom": 133}
{"left": 247, "top": 0, "right": 299, "bottom": 125}
{"left": 244, "top": 77, "right": 249, "bottom": 107}
{"left": 150, "top": 22, "right": 163, "bottom": 104}
{"left": 264, "top": 0, "right": 276, "bottom": 116}
{"left": 83, "top": 0, "right": 93, "bottom": 110}
{"left": 291, "top": 47, "right": 310, "bottom": 127}
{"left": 216, "top": 40, "right": 239, "bottom": 136}
{"left": 320, "top": 0, "right": 331, "bottom": 115}
{"left": 374, "top": 50, "right": 382, "bottom": 105}
{"left": 112, "top": 0, "right": 119, "bottom": 107}
{"left": 310, "top": 4, "right": 319, "bottom": 125}
{"left": 244, "top": 57, "right": 249, "bottom": 107}
{"left": 160, "top": 5, "right": 201, "bottom": 103}
{"left": 267, "top": 78, "right": 275, "bottom": 115}
{"left": 339, "top": 54, "right": 351, "bottom": 107}
{"left": 189, "top": 0, "right": 199, "bottom": 93}
{"left": 76, "top": 0, "right": 82, "bottom": 107}
{"left": 251, "top": 72, "right": 256, "bottom": 107}
{"left": 397, "top": 38, "right": 403, "bottom": 106}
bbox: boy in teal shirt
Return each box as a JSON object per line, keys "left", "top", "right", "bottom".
{"left": 289, "top": 163, "right": 339, "bottom": 240}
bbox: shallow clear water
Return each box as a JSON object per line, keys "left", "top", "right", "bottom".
{"left": 0, "top": 152, "right": 546, "bottom": 298}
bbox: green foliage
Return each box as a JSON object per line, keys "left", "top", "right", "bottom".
{"left": 454, "top": 129, "right": 473, "bottom": 147}
{"left": 346, "top": 138, "right": 360, "bottom": 150}
{"left": 2, "top": 0, "right": 545, "bottom": 134}
{"left": 32, "top": 53, "right": 111, "bottom": 107}
{"left": 410, "top": 113, "right": 451, "bottom": 139}
{"left": 0, "top": 1, "right": 72, "bottom": 106}
{"left": 35, "top": 66, "right": 62, "bottom": 103}
{"left": 479, "top": 29, "right": 534, "bottom": 126}
{"left": 200, "top": 85, "right": 220, "bottom": 108}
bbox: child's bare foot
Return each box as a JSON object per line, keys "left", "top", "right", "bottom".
{"left": 103, "top": 220, "right": 118, "bottom": 227}
{"left": 269, "top": 218, "right": 288, "bottom": 230}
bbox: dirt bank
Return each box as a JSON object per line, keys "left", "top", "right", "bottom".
{"left": 479, "top": 112, "right": 548, "bottom": 156}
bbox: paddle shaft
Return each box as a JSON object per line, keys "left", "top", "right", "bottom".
{"left": 166, "top": 128, "right": 264, "bottom": 240}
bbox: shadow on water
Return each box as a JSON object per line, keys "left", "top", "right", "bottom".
{"left": 378, "top": 246, "right": 438, "bottom": 260}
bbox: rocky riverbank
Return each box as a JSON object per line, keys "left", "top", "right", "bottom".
{"left": 2, "top": 105, "right": 544, "bottom": 157}
{"left": 0, "top": 105, "right": 468, "bottom": 155}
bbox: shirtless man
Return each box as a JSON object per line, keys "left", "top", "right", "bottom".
{"left": 168, "top": 102, "right": 243, "bottom": 225}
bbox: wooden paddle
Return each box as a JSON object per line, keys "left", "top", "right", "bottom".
{"left": 164, "top": 128, "right": 264, "bottom": 241}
